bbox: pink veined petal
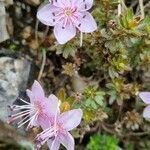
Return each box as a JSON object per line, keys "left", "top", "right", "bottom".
{"left": 59, "top": 109, "right": 83, "bottom": 131}
{"left": 54, "top": 20, "right": 76, "bottom": 44}
{"left": 37, "top": 3, "right": 61, "bottom": 26}
{"left": 143, "top": 105, "right": 150, "bottom": 119}
{"left": 49, "top": 138, "right": 60, "bottom": 150}
{"left": 38, "top": 117, "right": 52, "bottom": 130}
{"left": 72, "top": 0, "right": 93, "bottom": 11}
{"left": 59, "top": 132, "right": 74, "bottom": 150}
{"left": 31, "top": 80, "right": 45, "bottom": 101}
{"left": 74, "top": 12, "right": 97, "bottom": 33}
{"left": 139, "top": 92, "right": 150, "bottom": 104}
{"left": 38, "top": 95, "right": 60, "bottom": 129}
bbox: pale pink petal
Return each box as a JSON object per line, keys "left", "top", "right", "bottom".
{"left": 59, "top": 132, "right": 74, "bottom": 150}
{"left": 47, "top": 139, "right": 53, "bottom": 149}
{"left": 72, "top": 0, "right": 93, "bottom": 11}
{"left": 31, "top": 80, "right": 45, "bottom": 100}
{"left": 38, "top": 95, "right": 60, "bottom": 129}
{"left": 59, "top": 109, "right": 83, "bottom": 131}
{"left": 139, "top": 92, "right": 150, "bottom": 104}
{"left": 54, "top": 20, "right": 76, "bottom": 44}
{"left": 47, "top": 94, "right": 60, "bottom": 115}
{"left": 61, "top": 0, "right": 71, "bottom": 7}
{"left": 37, "top": 4, "right": 61, "bottom": 26}
{"left": 74, "top": 12, "right": 97, "bottom": 33}
{"left": 143, "top": 105, "right": 150, "bottom": 119}
{"left": 51, "top": 0, "right": 65, "bottom": 8}
{"left": 49, "top": 138, "right": 60, "bottom": 150}
{"left": 38, "top": 117, "right": 52, "bottom": 130}
{"left": 26, "top": 89, "right": 35, "bottom": 103}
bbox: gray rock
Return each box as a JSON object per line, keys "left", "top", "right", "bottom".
{"left": 0, "top": 120, "right": 34, "bottom": 149}
{"left": 0, "top": 0, "right": 9, "bottom": 43}
{"left": 0, "top": 57, "right": 31, "bottom": 121}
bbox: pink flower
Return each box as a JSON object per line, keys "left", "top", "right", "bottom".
{"left": 35, "top": 97, "right": 83, "bottom": 150}
{"left": 8, "top": 80, "right": 58, "bottom": 130}
{"left": 139, "top": 92, "right": 150, "bottom": 119}
{"left": 37, "top": 0, "right": 97, "bottom": 44}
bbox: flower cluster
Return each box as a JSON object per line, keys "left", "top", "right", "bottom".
{"left": 8, "top": 81, "right": 83, "bottom": 150}
{"left": 37, "top": 0, "right": 97, "bottom": 44}
{"left": 139, "top": 92, "right": 150, "bottom": 119}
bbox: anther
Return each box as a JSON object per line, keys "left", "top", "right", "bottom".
{"left": 85, "top": 4, "right": 87, "bottom": 9}
{"left": 83, "top": 15, "right": 86, "bottom": 18}
{"left": 78, "top": 23, "right": 81, "bottom": 27}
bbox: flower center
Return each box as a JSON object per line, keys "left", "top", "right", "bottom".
{"left": 64, "top": 8, "right": 74, "bottom": 17}
{"left": 34, "top": 101, "right": 42, "bottom": 113}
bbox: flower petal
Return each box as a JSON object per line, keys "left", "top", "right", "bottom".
{"left": 49, "top": 138, "right": 60, "bottom": 150}
{"left": 72, "top": 0, "right": 93, "bottom": 11}
{"left": 47, "top": 94, "right": 60, "bottom": 116}
{"left": 37, "top": 4, "right": 60, "bottom": 26}
{"left": 139, "top": 92, "right": 150, "bottom": 104}
{"left": 54, "top": 20, "right": 76, "bottom": 44}
{"left": 26, "top": 89, "right": 34, "bottom": 103}
{"left": 59, "top": 132, "right": 74, "bottom": 150}
{"left": 59, "top": 109, "right": 83, "bottom": 131}
{"left": 143, "top": 105, "right": 150, "bottom": 119}
{"left": 38, "top": 95, "right": 60, "bottom": 129}
{"left": 51, "top": 0, "right": 66, "bottom": 8}
{"left": 47, "top": 139, "right": 53, "bottom": 149}
{"left": 31, "top": 80, "right": 45, "bottom": 101}
{"left": 74, "top": 12, "right": 97, "bottom": 33}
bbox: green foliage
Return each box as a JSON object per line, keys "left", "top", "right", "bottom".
{"left": 86, "top": 134, "right": 119, "bottom": 150}
{"left": 51, "top": 42, "right": 77, "bottom": 58}
{"left": 83, "top": 86, "right": 106, "bottom": 110}
{"left": 46, "top": 1, "right": 150, "bottom": 149}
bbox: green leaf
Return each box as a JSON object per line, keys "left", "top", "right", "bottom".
{"left": 95, "top": 95, "right": 104, "bottom": 106}
{"left": 62, "top": 44, "right": 77, "bottom": 58}
{"left": 91, "top": 101, "right": 98, "bottom": 109}
{"left": 87, "top": 134, "right": 119, "bottom": 150}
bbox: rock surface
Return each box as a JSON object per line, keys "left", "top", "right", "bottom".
{"left": 0, "top": 57, "right": 31, "bottom": 122}
{"left": 0, "top": 120, "right": 34, "bottom": 150}
{"left": 0, "top": 0, "right": 9, "bottom": 42}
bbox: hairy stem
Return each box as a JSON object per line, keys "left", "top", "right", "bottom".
{"left": 38, "top": 48, "right": 46, "bottom": 81}
{"left": 139, "top": 0, "right": 145, "bottom": 18}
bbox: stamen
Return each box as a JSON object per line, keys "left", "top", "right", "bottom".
{"left": 19, "top": 98, "right": 31, "bottom": 105}
{"left": 10, "top": 109, "right": 31, "bottom": 117}
{"left": 17, "top": 113, "right": 37, "bottom": 128}
{"left": 9, "top": 111, "right": 31, "bottom": 121}
{"left": 17, "top": 114, "right": 31, "bottom": 125}
{"left": 10, "top": 105, "right": 33, "bottom": 111}
{"left": 26, "top": 112, "right": 38, "bottom": 130}
{"left": 38, "top": 127, "right": 55, "bottom": 137}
